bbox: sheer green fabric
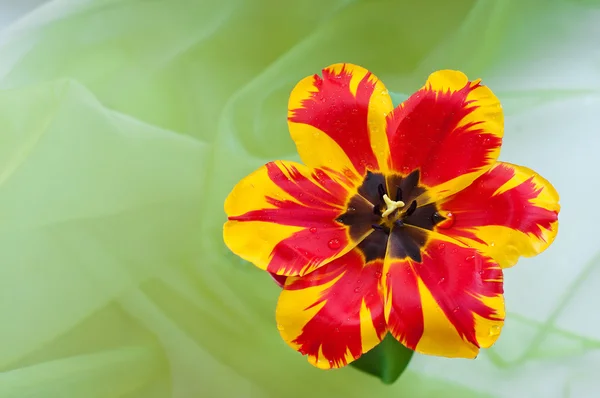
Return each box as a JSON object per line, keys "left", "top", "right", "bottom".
{"left": 0, "top": 1, "right": 598, "bottom": 397}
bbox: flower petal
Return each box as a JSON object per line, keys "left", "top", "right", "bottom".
{"left": 276, "top": 232, "right": 388, "bottom": 369}
{"left": 437, "top": 162, "right": 560, "bottom": 268}
{"left": 384, "top": 233, "right": 504, "bottom": 358}
{"left": 288, "top": 63, "right": 394, "bottom": 176}
{"left": 224, "top": 161, "right": 363, "bottom": 276}
{"left": 386, "top": 70, "right": 503, "bottom": 202}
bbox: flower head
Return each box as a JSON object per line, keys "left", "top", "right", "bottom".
{"left": 223, "top": 64, "right": 560, "bottom": 369}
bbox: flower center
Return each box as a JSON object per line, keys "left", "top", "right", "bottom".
{"left": 372, "top": 182, "right": 419, "bottom": 231}
{"left": 336, "top": 170, "right": 444, "bottom": 263}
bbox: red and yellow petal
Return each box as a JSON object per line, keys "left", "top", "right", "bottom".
{"left": 276, "top": 249, "right": 386, "bottom": 369}
{"left": 437, "top": 162, "right": 560, "bottom": 268}
{"left": 288, "top": 63, "right": 394, "bottom": 177}
{"left": 386, "top": 70, "right": 503, "bottom": 203}
{"left": 224, "top": 161, "right": 364, "bottom": 276}
{"left": 384, "top": 232, "right": 504, "bottom": 358}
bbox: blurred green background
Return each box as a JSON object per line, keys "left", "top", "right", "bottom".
{"left": 0, "top": 0, "right": 598, "bottom": 397}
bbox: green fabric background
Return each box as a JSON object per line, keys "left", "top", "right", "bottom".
{"left": 0, "top": 1, "right": 598, "bottom": 397}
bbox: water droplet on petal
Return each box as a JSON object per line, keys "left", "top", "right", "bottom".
{"left": 452, "top": 306, "right": 460, "bottom": 313}
{"left": 465, "top": 255, "right": 476, "bottom": 261}
{"left": 328, "top": 239, "right": 341, "bottom": 250}
{"left": 374, "top": 271, "right": 382, "bottom": 278}
{"left": 354, "top": 287, "right": 361, "bottom": 293}
{"left": 490, "top": 241, "right": 496, "bottom": 247}
{"left": 438, "top": 277, "right": 445, "bottom": 284}
{"left": 329, "top": 359, "right": 335, "bottom": 367}
{"left": 309, "top": 227, "right": 317, "bottom": 233}
{"left": 438, "top": 243, "right": 446, "bottom": 250}
{"left": 489, "top": 325, "right": 501, "bottom": 337}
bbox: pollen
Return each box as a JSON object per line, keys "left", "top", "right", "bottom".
{"left": 381, "top": 194, "right": 405, "bottom": 218}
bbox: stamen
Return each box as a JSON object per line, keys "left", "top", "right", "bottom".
{"left": 394, "top": 219, "right": 404, "bottom": 227}
{"left": 395, "top": 186, "right": 403, "bottom": 202}
{"left": 377, "top": 184, "right": 386, "bottom": 200}
{"left": 405, "top": 200, "right": 417, "bottom": 216}
{"left": 371, "top": 224, "right": 383, "bottom": 230}
{"left": 381, "top": 194, "right": 405, "bottom": 218}
{"left": 373, "top": 205, "right": 381, "bottom": 216}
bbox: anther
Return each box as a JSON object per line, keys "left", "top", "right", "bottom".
{"left": 377, "top": 184, "right": 386, "bottom": 200}
{"left": 395, "top": 187, "right": 403, "bottom": 202}
{"left": 371, "top": 224, "right": 384, "bottom": 230}
{"left": 405, "top": 200, "right": 417, "bottom": 217}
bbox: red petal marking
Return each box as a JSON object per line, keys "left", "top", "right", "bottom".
{"left": 288, "top": 65, "right": 379, "bottom": 175}
{"left": 385, "top": 260, "right": 423, "bottom": 350}
{"left": 322, "top": 166, "right": 360, "bottom": 188}
{"left": 415, "top": 240, "right": 503, "bottom": 347}
{"left": 267, "top": 227, "right": 349, "bottom": 275}
{"left": 386, "top": 81, "right": 501, "bottom": 186}
{"left": 229, "top": 198, "right": 339, "bottom": 228}
{"left": 284, "top": 251, "right": 386, "bottom": 368}
{"left": 266, "top": 162, "right": 347, "bottom": 208}
{"left": 440, "top": 163, "right": 558, "bottom": 243}
{"left": 311, "top": 168, "right": 350, "bottom": 202}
